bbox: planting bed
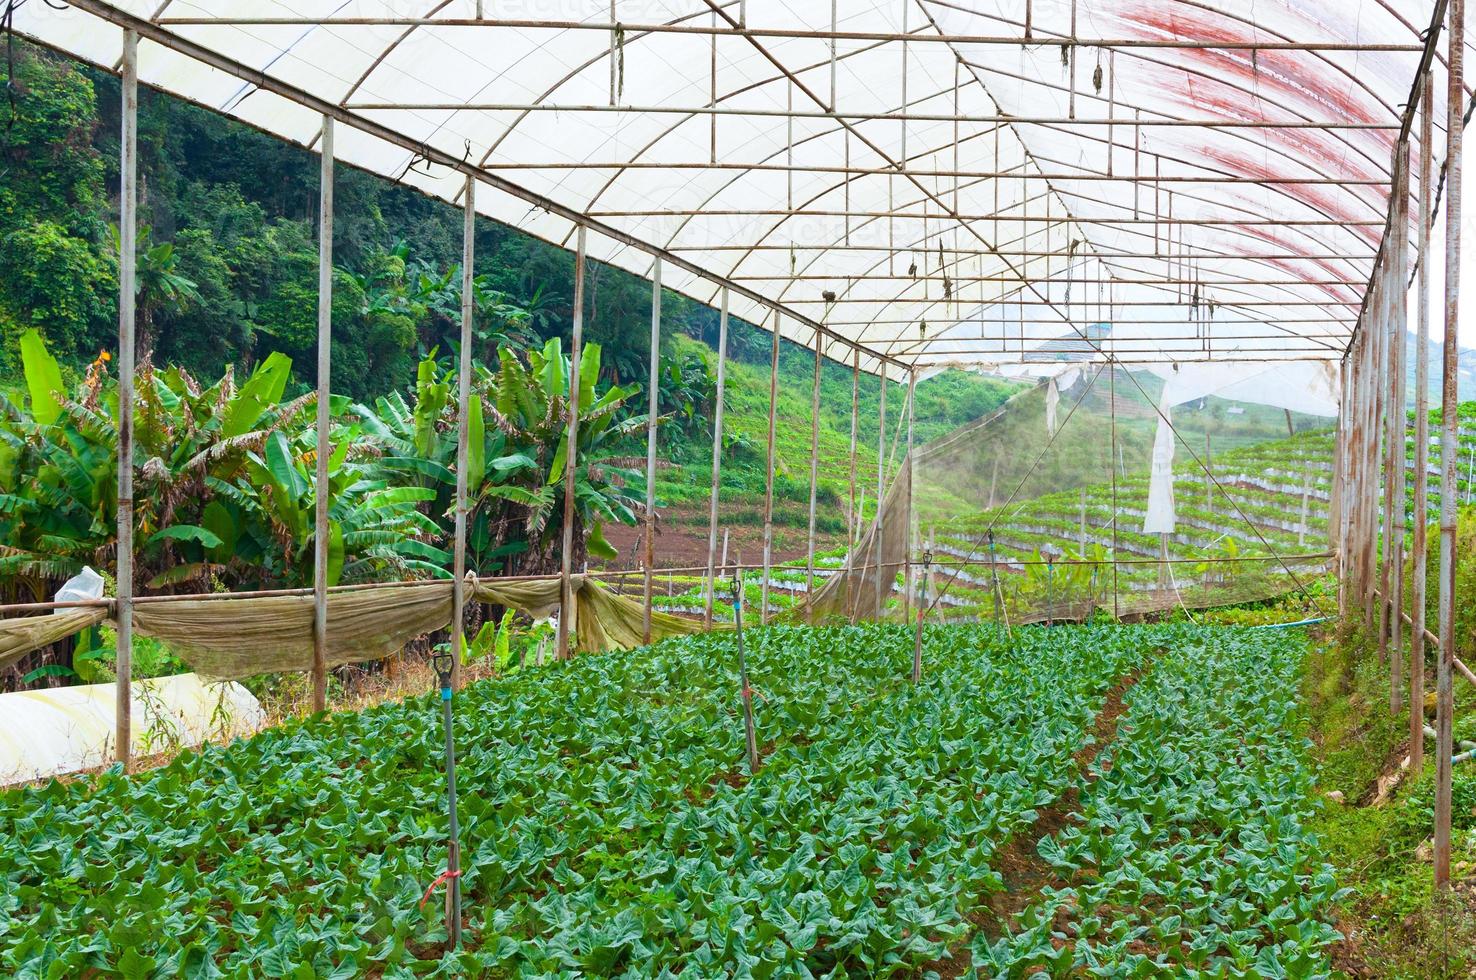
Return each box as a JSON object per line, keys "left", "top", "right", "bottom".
{"left": 0, "top": 624, "right": 1338, "bottom": 976}
{"left": 971, "top": 627, "right": 1343, "bottom": 976}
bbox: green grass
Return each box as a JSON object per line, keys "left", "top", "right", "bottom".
{"left": 1299, "top": 623, "right": 1476, "bottom": 978}
{"left": 650, "top": 333, "right": 1022, "bottom": 521}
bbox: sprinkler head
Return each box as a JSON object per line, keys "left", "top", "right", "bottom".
{"left": 432, "top": 649, "right": 454, "bottom": 686}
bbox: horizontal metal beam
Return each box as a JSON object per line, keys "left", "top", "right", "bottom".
{"left": 44, "top": 0, "right": 909, "bottom": 371}
{"left": 897, "top": 342, "right": 1352, "bottom": 354}
{"left": 349, "top": 101, "right": 1399, "bottom": 129}
{"left": 906, "top": 351, "right": 1346, "bottom": 364}
{"left": 483, "top": 160, "right": 1389, "bottom": 185}
{"left": 795, "top": 296, "right": 1360, "bottom": 306}
{"left": 853, "top": 335, "right": 1350, "bottom": 347}
{"left": 153, "top": 17, "right": 1424, "bottom": 52}
{"left": 589, "top": 208, "right": 1385, "bottom": 226}
{"left": 668, "top": 244, "right": 1378, "bottom": 260}
{"left": 732, "top": 274, "right": 1366, "bottom": 286}
{"left": 827, "top": 316, "right": 1353, "bottom": 325}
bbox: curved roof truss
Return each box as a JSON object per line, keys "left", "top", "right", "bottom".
{"left": 15, "top": 0, "right": 1466, "bottom": 374}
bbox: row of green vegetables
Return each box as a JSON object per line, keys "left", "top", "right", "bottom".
{"left": 971, "top": 626, "right": 1345, "bottom": 977}
{"left": 2, "top": 624, "right": 1146, "bottom": 977}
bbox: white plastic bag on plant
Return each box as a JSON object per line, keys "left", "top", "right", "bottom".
{"left": 52, "top": 566, "right": 104, "bottom": 614}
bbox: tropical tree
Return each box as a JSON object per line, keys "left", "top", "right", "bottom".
{"left": 111, "top": 225, "right": 202, "bottom": 359}
{"left": 356, "top": 339, "right": 646, "bottom": 577}
{"left": 482, "top": 338, "right": 646, "bottom": 574}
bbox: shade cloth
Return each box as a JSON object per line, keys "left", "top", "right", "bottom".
{"left": 1, "top": 575, "right": 707, "bottom": 683}
{"left": 0, "top": 608, "right": 108, "bottom": 673}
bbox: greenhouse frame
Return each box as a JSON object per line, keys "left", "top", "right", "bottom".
{"left": 5, "top": 0, "right": 1474, "bottom": 896}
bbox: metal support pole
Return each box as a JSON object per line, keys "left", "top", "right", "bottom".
{"left": 1366, "top": 270, "right": 1386, "bottom": 632}
{"left": 988, "top": 530, "right": 1004, "bottom": 627}
{"left": 556, "top": 227, "right": 587, "bottom": 661}
{"left": 1078, "top": 488, "right": 1087, "bottom": 553}
{"left": 451, "top": 175, "right": 474, "bottom": 689}
{"left": 806, "top": 331, "right": 822, "bottom": 596}
{"left": 644, "top": 258, "right": 662, "bottom": 643}
{"left": 904, "top": 369, "right": 916, "bottom": 621}
{"left": 849, "top": 347, "right": 860, "bottom": 546}
{"left": 875, "top": 364, "right": 887, "bottom": 616}
{"left": 115, "top": 30, "right": 138, "bottom": 765}
{"left": 1346, "top": 333, "right": 1361, "bottom": 616}
{"left": 1340, "top": 348, "right": 1355, "bottom": 618}
{"left": 1411, "top": 69, "right": 1433, "bottom": 775}
{"left": 311, "top": 116, "right": 334, "bottom": 712}
{"left": 1354, "top": 301, "right": 1374, "bottom": 622}
{"left": 1381, "top": 209, "right": 1400, "bottom": 673}
{"left": 1109, "top": 363, "right": 1120, "bottom": 619}
{"left": 1047, "top": 556, "right": 1056, "bottom": 626}
{"left": 704, "top": 289, "right": 729, "bottom": 628}
{"left": 1357, "top": 299, "right": 1369, "bottom": 611}
{"left": 912, "top": 549, "right": 931, "bottom": 684}
{"left": 1390, "top": 143, "right": 1410, "bottom": 714}
{"left": 732, "top": 569, "right": 760, "bottom": 774}
{"left": 1340, "top": 354, "right": 1352, "bottom": 613}
{"left": 761, "top": 318, "right": 780, "bottom": 624}
{"left": 847, "top": 346, "right": 860, "bottom": 622}
{"left": 1436, "top": 0, "right": 1463, "bottom": 891}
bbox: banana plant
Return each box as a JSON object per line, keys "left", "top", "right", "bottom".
{"left": 215, "top": 424, "right": 444, "bottom": 586}
{"left": 483, "top": 337, "right": 645, "bottom": 573}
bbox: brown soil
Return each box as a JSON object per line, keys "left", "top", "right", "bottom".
{"left": 923, "top": 657, "right": 1152, "bottom": 979}
{"left": 1327, "top": 916, "right": 1375, "bottom": 978}
{"left": 598, "top": 505, "right": 848, "bottom": 573}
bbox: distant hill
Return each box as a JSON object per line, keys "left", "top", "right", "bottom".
{"left": 1407, "top": 332, "right": 1476, "bottom": 405}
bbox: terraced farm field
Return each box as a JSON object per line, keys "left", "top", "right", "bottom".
{"left": 643, "top": 427, "right": 1338, "bottom": 624}
{"left": 0, "top": 624, "right": 1339, "bottom": 976}
{"left": 638, "top": 405, "right": 1476, "bottom": 626}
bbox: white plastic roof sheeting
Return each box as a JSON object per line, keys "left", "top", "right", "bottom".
{"left": 13, "top": 0, "right": 1463, "bottom": 374}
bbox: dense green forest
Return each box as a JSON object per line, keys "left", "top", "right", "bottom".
{"left": 0, "top": 41, "right": 1016, "bottom": 456}
{"left": 0, "top": 41, "right": 1022, "bottom": 691}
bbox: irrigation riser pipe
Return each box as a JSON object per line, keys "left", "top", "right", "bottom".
{"left": 912, "top": 551, "right": 932, "bottom": 684}
{"left": 430, "top": 650, "right": 462, "bottom": 949}
{"left": 732, "top": 569, "right": 760, "bottom": 775}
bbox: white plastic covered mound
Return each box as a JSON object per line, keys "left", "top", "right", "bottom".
{"left": 0, "top": 674, "right": 266, "bottom": 786}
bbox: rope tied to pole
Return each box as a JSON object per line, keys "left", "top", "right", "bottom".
{"left": 419, "top": 869, "right": 462, "bottom": 911}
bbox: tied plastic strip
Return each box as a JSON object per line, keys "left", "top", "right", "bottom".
{"left": 419, "top": 868, "right": 462, "bottom": 910}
